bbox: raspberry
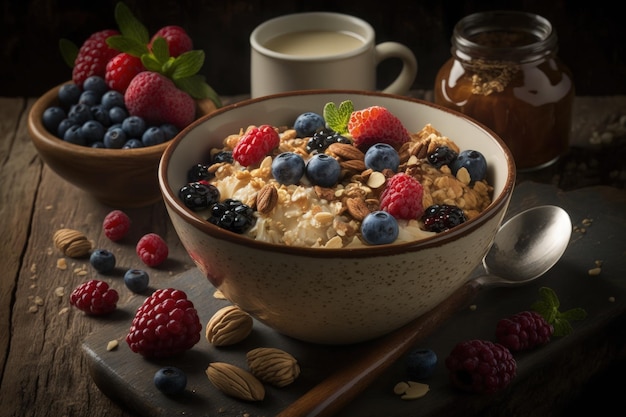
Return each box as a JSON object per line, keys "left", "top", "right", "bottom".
{"left": 72, "top": 29, "right": 121, "bottom": 88}
{"left": 105, "top": 52, "right": 145, "bottom": 93}
{"left": 126, "top": 288, "right": 202, "bottom": 358}
{"left": 69, "top": 279, "right": 119, "bottom": 315}
{"left": 347, "top": 105, "right": 411, "bottom": 150}
{"left": 136, "top": 233, "right": 169, "bottom": 267}
{"left": 149, "top": 25, "right": 193, "bottom": 57}
{"left": 379, "top": 173, "right": 424, "bottom": 220}
{"left": 495, "top": 311, "right": 554, "bottom": 351}
{"left": 445, "top": 339, "right": 517, "bottom": 394}
{"left": 103, "top": 210, "right": 131, "bottom": 241}
{"left": 232, "top": 125, "right": 280, "bottom": 167}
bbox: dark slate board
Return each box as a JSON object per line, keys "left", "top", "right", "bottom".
{"left": 83, "top": 182, "right": 626, "bottom": 417}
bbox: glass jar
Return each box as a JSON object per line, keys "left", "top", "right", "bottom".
{"left": 434, "top": 11, "right": 575, "bottom": 171}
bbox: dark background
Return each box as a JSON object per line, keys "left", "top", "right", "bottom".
{"left": 1, "top": 0, "right": 624, "bottom": 97}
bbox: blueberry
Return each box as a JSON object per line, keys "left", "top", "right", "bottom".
{"left": 104, "top": 126, "right": 127, "bottom": 148}
{"left": 78, "top": 90, "right": 100, "bottom": 106}
{"left": 42, "top": 106, "right": 67, "bottom": 133}
{"left": 101, "top": 90, "right": 125, "bottom": 110}
{"left": 123, "top": 138, "right": 144, "bottom": 149}
{"left": 90, "top": 104, "right": 111, "bottom": 126}
{"left": 160, "top": 123, "right": 179, "bottom": 141}
{"left": 80, "top": 120, "right": 105, "bottom": 144}
{"left": 91, "top": 141, "right": 105, "bottom": 148}
{"left": 124, "top": 269, "right": 150, "bottom": 293}
{"left": 68, "top": 103, "right": 93, "bottom": 125}
{"left": 154, "top": 367, "right": 187, "bottom": 395}
{"left": 305, "top": 153, "right": 341, "bottom": 187}
{"left": 58, "top": 83, "right": 81, "bottom": 106}
{"left": 122, "top": 116, "right": 146, "bottom": 138}
{"left": 142, "top": 126, "right": 166, "bottom": 146}
{"left": 82, "top": 75, "right": 108, "bottom": 96}
{"left": 294, "top": 112, "right": 325, "bottom": 137}
{"left": 364, "top": 143, "right": 400, "bottom": 172}
{"left": 212, "top": 150, "right": 233, "bottom": 164}
{"left": 89, "top": 249, "right": 116, "bottom": 274}
{"left": 63, "top": 125, "right": 85, "bottom": 145}
{"left": 57, "top": 119, "right": 76, "bottom": 138}
{"left": 361, "top": 211, "right": 399, "bottom": 245}
{"left": 272, "top": 152, "right": 305, "bottom": 185}
{"left": 406, "top": 348, "right": 438, "bottom": 380}
{"left": 449, "top": 150, "right": 487, "bottom": 183}
{"left": 109, "top": 106, "right": 128, "bottom": 125}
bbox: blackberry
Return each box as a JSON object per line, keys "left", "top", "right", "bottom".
{"left": 427, "top": 146, "right": 458, "bottom": 168}
{"left": 187, "top": 163, "right": 212, "bottom": 182}
{"left": 495, "top": 311, "right": 554, "bottom": 351}
{"left": 306, "top": 128, "right": 351, "bottom": 154}
{"left": 212, "top": 150, "right": 233, "bottom": 164}
{"left": 445, "top": 339, "right": 516, "bottom": 394}
{"left": 208, "top": 199, "right": 256, "bottom": 234}
{"left": 179, "top": 181, "right": 220, "bottom": 211}
{"left": 421, "top": 204, "right": 467, "bottom": 233}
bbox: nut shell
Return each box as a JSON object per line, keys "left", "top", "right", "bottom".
{"left": 206, "top": 362, "right": 265, "bottom": 401}
{"left": 246, "top": 347, "right": 300, "bottom": 387}
{"left": 53, "top": 228, "right": 92, "bottom": 258}
{"left": 205, "top": 305, "right": 253, "bottom": 346}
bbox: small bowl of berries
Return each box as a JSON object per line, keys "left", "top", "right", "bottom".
{"left": 159, "top": 90, "right": 516, "bottom": 345}
{"left": 27, "top": 3, "right": 220, "bottom": 208}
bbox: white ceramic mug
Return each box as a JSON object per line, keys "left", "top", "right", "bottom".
{"left": 250, "top": 12, "right": 418, "bottom": 98}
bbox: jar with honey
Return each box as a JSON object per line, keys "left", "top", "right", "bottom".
{"left": 434, "top": 11, "right": 575, "bottom": 171}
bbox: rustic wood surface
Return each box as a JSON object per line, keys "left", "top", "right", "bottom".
{"left": 0, "top": 94, "right": 625, "bottom": 417}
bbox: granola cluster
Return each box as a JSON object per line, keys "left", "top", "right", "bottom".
{"left": 204, "top": 123, "right": 493, "bottom": 248}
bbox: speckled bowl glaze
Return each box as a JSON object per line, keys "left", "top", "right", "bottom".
{"left": 28, "top": 82, "right": 217, "bottom": 208}
{"left": 159, "top": 90, "right": 516, "bottom": 345}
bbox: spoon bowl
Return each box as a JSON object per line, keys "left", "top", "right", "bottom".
{"left": 478, "top": 205, "right": 572, "bottom": 286}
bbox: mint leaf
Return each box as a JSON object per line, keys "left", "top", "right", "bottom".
{"left": 140, "top": 54, "right": 163, "bottom": 72}
{"left": 174, "top": 74, "right": 221, "bottom": 107}
{"left": 324, "top": 100, "right": 353, "bottom": 134}
{"left": 59, "top": 39, "right": 78, "bottom": 68}
{"left": 531, "top": 287, "right": 587, "bottom": 337}
{"left": 106, "top": 35, "right": 148, "bottom": 57}
{"left": 171, "top": 51, "right": 205, "bottom": 79}
{"left": 114, "top": 2, "right": 149, "bottom": 44}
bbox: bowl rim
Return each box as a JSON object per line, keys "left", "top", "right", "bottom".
{"left": 27, "top": 82, "right": 170, "bottom": 159}
{"left": 159, "top": 89, "right": 516, "bottom": 258}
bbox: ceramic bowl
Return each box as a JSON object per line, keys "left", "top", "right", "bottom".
{"left": 159, "top": 90, "right": 516, "bottom": 345}
{"left": 27, "top": 82, "right": 217, "bottom": 208}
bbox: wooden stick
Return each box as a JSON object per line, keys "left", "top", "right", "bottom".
{"left": 275, "top": 280, "right": 481, "bottom": 417}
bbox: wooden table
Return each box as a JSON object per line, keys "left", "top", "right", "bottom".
{"left": 1, "top": 93, "right": 625, "bottom": 417}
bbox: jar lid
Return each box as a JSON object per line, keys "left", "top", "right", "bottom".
{"left": 453, "top": 10, "right": 558, "bottom": 62}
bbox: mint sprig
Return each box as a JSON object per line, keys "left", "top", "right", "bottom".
{"left": 531, "top": 287, "right": 587, "bottom": 337}
{"left": 323, "top": 100, "right": 354, "bottom": 134}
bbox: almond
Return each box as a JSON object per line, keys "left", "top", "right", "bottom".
{"left": 205, "top": 305, "right": 253, "bottom": 346}
{"left": 340, "top": 159, "right": 366, "bottom": 172}
{"left": 206, "top": 362, "right": 265, "bottom": 401}
{"left": 327, "top": 143, "right": 365, "bottom": 160}
{"left": 53, "top": 228, "right": 92, "bottom": 258}
{"left": 247, "top": 347, "right": 300, "bottom": 388}
{"left": 345, "top": 197, "right": 371, "bottom": 221}
{"left": 256, "top": 184, "right": 278, "bottom": 215}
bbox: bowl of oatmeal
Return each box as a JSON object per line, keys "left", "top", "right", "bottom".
{"left": 159, "top": 90, "right": 515, "bottom": 345}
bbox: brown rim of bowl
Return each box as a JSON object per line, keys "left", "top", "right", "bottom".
{"left": 28, "top": 82, "right": 170, "bottom": 160}
{"left": 159, "top": 89, "right": 516, "bottom": 258}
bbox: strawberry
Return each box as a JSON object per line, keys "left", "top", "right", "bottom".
{"left": 149, "top": 25, "right": 193, "bottom": 57}
{"left": 232, "top": 125, "right": 281, "bottom": 167}
{"left": 125, "top": 72, "right": 196, "bottom": 129}
{"left": 71, "top": 29, "right": 120, "bottom": 88}
{"left": 105, "top": 52, "right": 145, "bottom": 93}
{"left": 380, "top": 173, "right": 424, "bottom": 219}
{"left": 347, "top": 106, "right": 411, "bottom": 150}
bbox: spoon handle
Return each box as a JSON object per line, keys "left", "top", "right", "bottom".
{"left": 275, "top": 280, "right": 482, "bottom": 417}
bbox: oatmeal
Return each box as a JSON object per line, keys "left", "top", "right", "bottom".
{"left": 186, "top": 118, "right": 493, "bottom": 248}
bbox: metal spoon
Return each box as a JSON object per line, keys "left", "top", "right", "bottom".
{"left": 277, "top": 205, "right": 572, "bottom": 417}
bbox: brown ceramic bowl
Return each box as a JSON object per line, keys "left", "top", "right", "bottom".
{"left": 28, "top": 82, "right": 217, "bottom": 208}
{"left": 159, "top": 90, "right": 516, "bottom": 345}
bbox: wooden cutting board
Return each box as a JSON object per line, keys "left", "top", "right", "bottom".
{"left": 83, "top": 181, "right": 626, "bottom": 417}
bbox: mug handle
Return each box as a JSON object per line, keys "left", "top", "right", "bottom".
{"left": 374, "top": 42, "right": 418, "bottom": 95}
